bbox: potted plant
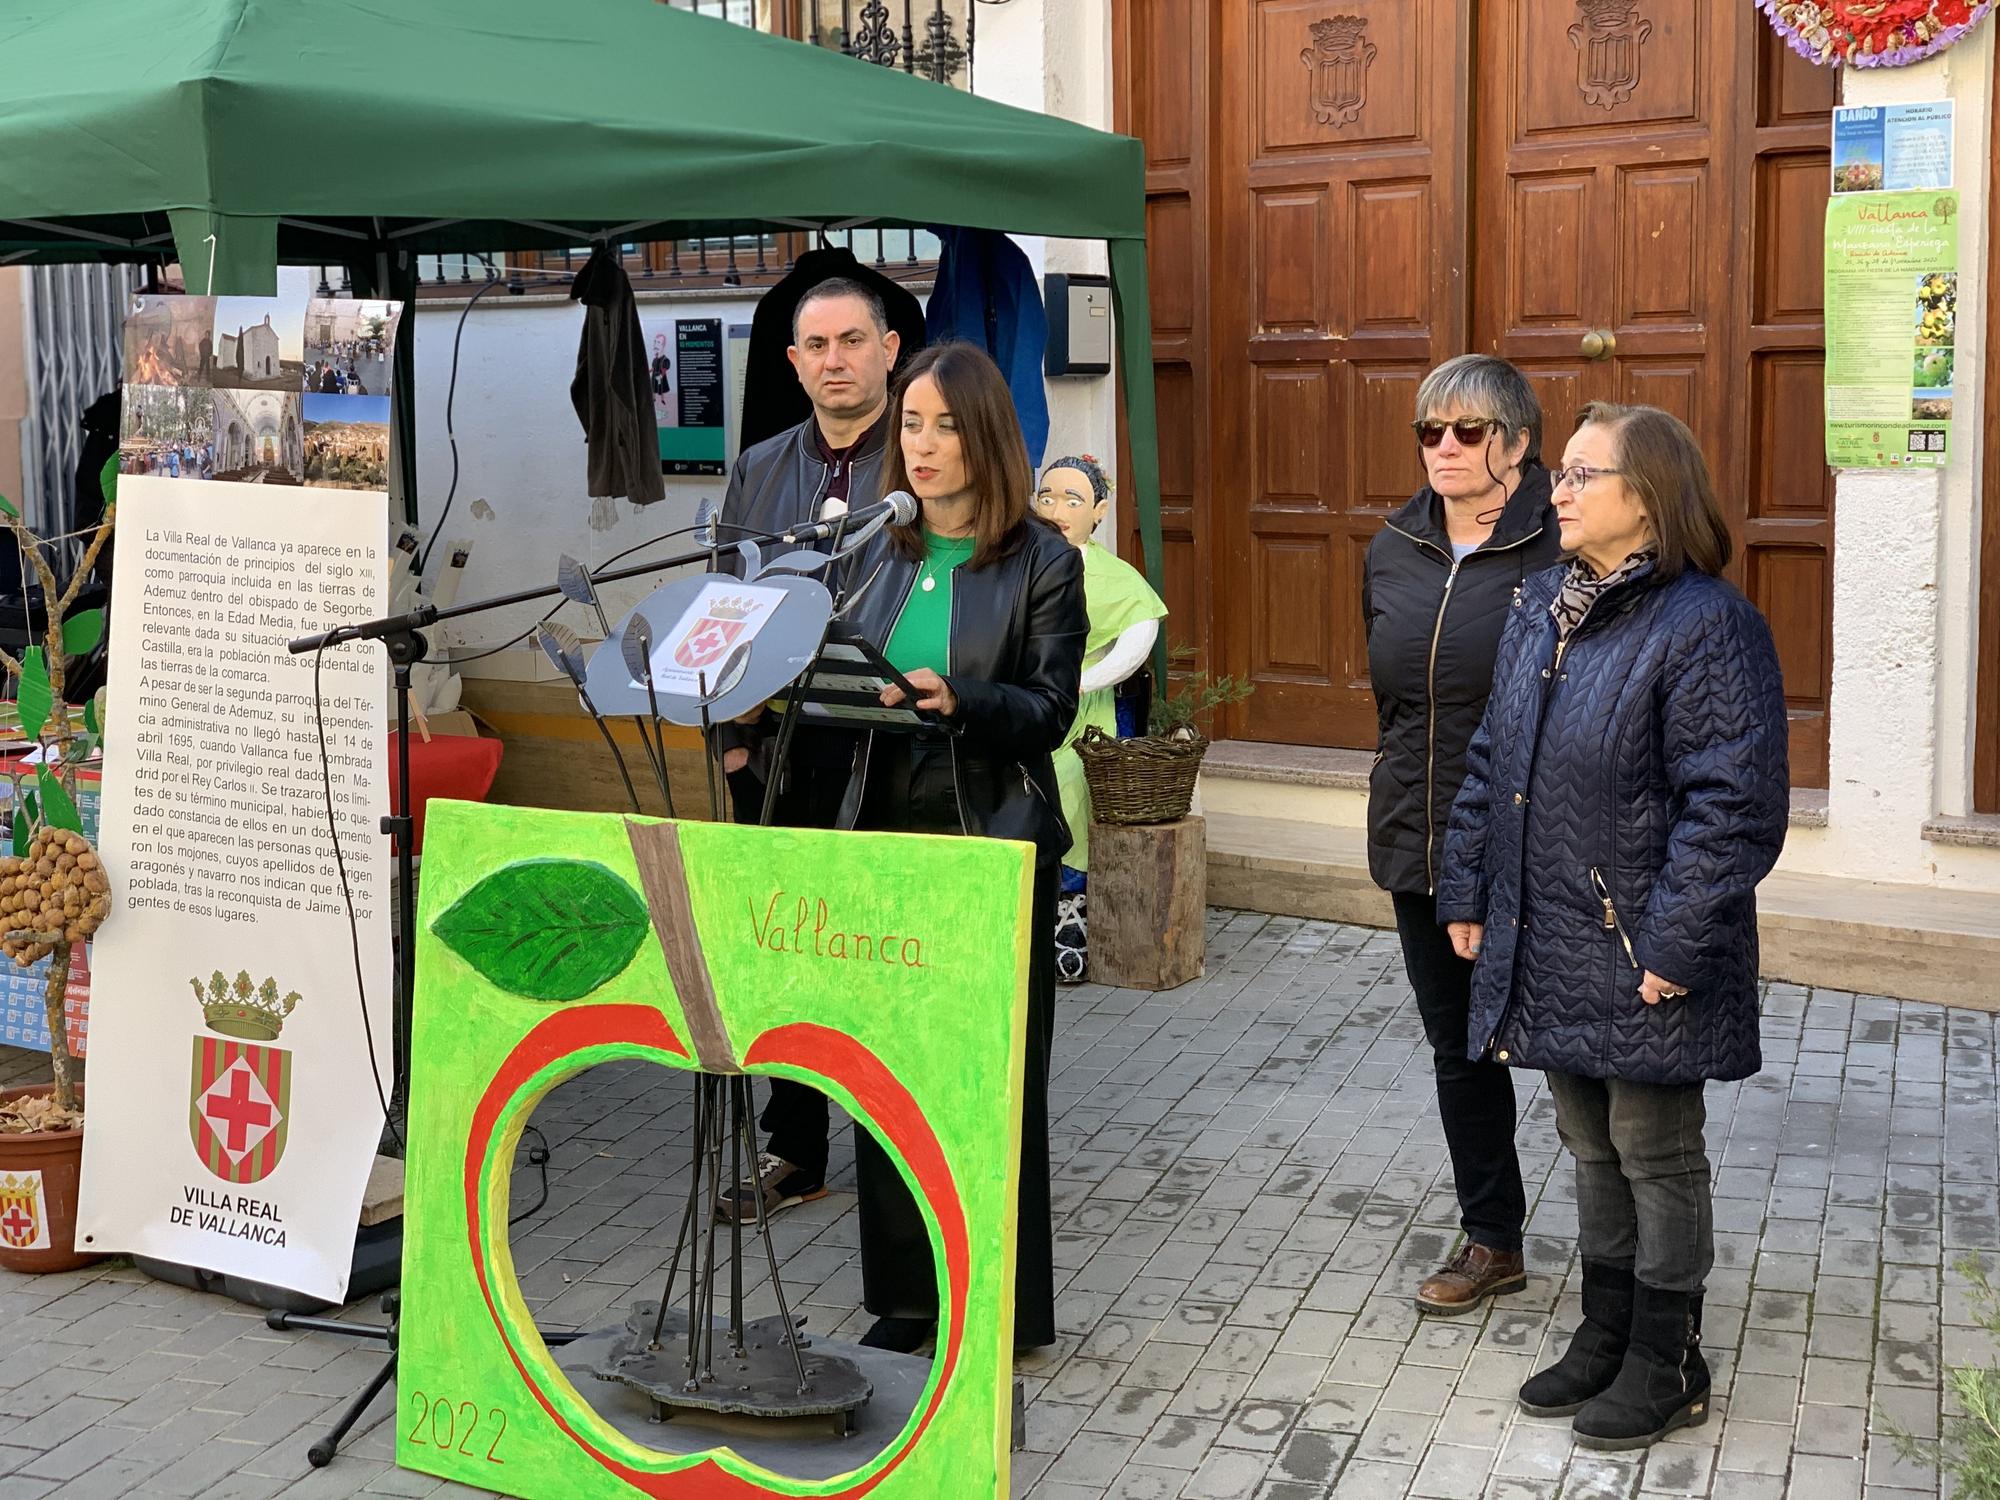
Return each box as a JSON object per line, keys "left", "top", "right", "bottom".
{"left": 0, "top": 475, "right": 114, "bottom": 1272}
{"left": 1074, "top": 646, "right": 1253, "bottom": 825}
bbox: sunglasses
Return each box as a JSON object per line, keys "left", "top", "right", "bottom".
{"left": 1412, "top": 417, "right": 1505, "bottom": 448}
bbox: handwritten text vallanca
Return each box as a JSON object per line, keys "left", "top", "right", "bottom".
{"left": 749, "top": 893, "right": 928, "bottom": 969}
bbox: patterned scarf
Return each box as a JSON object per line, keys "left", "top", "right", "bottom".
{"left": 1549, "top": 545, "right": 1657, "bottom": 642}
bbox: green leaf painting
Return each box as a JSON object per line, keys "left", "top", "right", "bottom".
{"left": 11, "top": 790, "right": 36, "bottom": 855}
{"left": 0, "top": 493, "right": 15, "bottom": 520}
{"left": 62, "top": 610, "right": 104, "bottom": 658}
{"left": 83, "top": 689, "right": 103, "bottom": 739}
{"left": 430, "top": 859, "right": 650, "bottom": 1002}
{"left": 15, "top": 648, "right": 50, "bottom": 745}
{"left": 99, "top": 456, "right": 117, "bottom": 509}
{"left": 34, "top": 767, "right": 82, "bottom": 834}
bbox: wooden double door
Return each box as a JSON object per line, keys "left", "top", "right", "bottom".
{"left": 1117, "top": 0, "right": 1836, "bottom": 783}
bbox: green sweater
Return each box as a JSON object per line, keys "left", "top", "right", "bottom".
{"left": 883, "top": 531, "right": 976, "bottom": 677}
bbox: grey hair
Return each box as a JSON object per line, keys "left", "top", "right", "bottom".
{"left": 1415, "top": 354, "right": 1543, "bottom": 465}
{"left": 792, "top": 277, "right": 889, "bottom": 342}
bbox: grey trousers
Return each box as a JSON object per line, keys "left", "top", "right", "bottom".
{"left": 1544, "top": 1071, "right": 1714, "bottom": 1293}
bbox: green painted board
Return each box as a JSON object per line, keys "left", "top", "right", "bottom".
{"left": 399, "top": 800, "right": 1033, "bottom": 1500}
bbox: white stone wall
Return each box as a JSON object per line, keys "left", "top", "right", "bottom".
{"left": 1781, "top": 26, "right": 1999, "bottom": 892}
{"left": 409, "top": 290, "right": 752, "bottom": 656}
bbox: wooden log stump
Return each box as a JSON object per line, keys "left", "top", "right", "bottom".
{"left": 1089, "top": 816, "right": 1206, "bottom": 990}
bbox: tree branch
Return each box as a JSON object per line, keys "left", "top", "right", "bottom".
{"left": 57, "top": 508, "right": 115, "bottom": 616}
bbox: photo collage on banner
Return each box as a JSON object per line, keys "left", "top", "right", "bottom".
{"left": 77, "top": 277, "right": 397, "bottom": 1301}
{"left": 120, "top": 290, "right": 402, "bottom": 491}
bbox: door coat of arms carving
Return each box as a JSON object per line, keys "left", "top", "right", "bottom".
{"left": 1571, "top": 0, "right": 1654, "bottom": 109}
{"left": 1301, "top": 15, "right": 1377, "bottom": 127}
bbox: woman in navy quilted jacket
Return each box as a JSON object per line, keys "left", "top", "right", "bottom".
{"left": 1436, "top": 402, "right": 1789, "bottom": 1452}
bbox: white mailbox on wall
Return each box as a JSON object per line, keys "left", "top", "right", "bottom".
{"left": 1044, "top": 272, "right": 1112, "bottom": 377}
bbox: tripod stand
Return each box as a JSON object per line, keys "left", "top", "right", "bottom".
{"left": 264, "top": 621, "right": 427, "bottom": 1466}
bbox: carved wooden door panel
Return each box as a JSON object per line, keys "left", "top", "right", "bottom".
{"left": 1473, "top": 0, "right": 1738, "bottom": 462}
{"left": 1212, "top": 0, "right": 1470, "bottom": 745}
{"left": 1473, "top": 1, "right": 1835, "bottom": 784}
{"left": 1113, "top": 0, "right": 1217, "bottom": 679}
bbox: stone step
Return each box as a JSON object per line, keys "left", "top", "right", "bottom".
{"left": 1204, "top": 810, "right": 2000, "bottom": 1011}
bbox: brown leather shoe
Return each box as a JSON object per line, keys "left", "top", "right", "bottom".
{"left": 1415, "top": 1243, "right": 1528, "bottom": 1316}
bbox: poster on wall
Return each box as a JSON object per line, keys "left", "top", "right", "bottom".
{"left": 75, "top": 280, "right": 396, "bottom": 1301}
{"left": 648, "top": 316, "right": 728, "bottom": 476}
{"left": 1823, "top": 190, "right": 1959, "bottom": 469}
{"left": 1832, "top": 101, "right": 1954, "bottom": 193}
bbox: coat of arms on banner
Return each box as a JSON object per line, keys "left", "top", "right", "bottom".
{"left": 671, "top": 592, "right": 758, "bottom": 671}
{"left": 0, "top": 1171, "right": 49, "bottom": 1250}
{"left": 188, "top": 972, "right": 301, "bottom": 1186}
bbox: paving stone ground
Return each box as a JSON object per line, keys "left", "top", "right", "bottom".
{"left": 2, "top": 909, "right": 1993, "bottom": 1498}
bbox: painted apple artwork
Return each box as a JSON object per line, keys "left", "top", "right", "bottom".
{"left": 461, "top": 1005, "right": 971, "bottom": 1499}
{"left": 402, "top": 803, "right": 1033, "bottom": 1500}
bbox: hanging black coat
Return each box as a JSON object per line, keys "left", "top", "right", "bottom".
{"left": 737, "top": 247, "right": 926, "bottom": 453}
{"left": 1362, "top": 470, "right": 1561, "bottom": 896}
{"left": 569, "top": 247, "right": 665, "bottom": 506}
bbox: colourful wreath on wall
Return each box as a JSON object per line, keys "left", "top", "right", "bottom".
{"left": 1759, "top": 0, "right": 1996, "bottom": 65}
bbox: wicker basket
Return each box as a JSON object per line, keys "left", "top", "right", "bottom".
{"left": 1075, "top": 723, "right": 1208, "bottom": 825}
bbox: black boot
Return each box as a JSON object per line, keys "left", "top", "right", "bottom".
{"left": 1572, "top": 1283, "right": 1710, "bottom": 1450}
{"left": 1518, "top": 1260, "right": 1635, "bottom": 1417}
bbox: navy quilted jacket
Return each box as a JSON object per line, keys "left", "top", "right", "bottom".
{"left": 1435, "top": 562, "right": 1789, "bottom": 1084}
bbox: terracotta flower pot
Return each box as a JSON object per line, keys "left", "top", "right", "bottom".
{"left": 0, "top": 1082, "right": 105, "bottom": 1273}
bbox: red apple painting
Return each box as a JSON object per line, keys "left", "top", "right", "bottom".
{"left": 401, "top": 803, "right": 1034, "bottom": 1500}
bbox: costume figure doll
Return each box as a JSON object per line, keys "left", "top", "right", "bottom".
{"left": 1033, "top": 455, "right": 1168, "bottom": 984}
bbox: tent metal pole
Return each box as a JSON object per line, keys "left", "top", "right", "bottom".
{"left": 1107, "top": 235, "right": 1168, "bottom": 685}
{"left": 280, "top": 216, "right": 372, "bottom": 241}
{"left": 0, "top": 218, "right": 140, "bottom": 249}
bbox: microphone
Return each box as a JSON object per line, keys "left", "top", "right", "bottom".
{"left": 776, "top": 490, "right": 917, "bottom": 548}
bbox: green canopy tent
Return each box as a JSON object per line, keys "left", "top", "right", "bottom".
{"left": 0, "top": 0, "right": 1166, "bottom": 639}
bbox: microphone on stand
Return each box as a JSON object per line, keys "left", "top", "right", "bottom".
{"left": 773, "top": 489, "right": 917, "bottom": 548}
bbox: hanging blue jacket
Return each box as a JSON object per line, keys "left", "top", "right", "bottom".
{"left": 925, "top": 227, "right": 1050, "bottom": 467}
{"left": 1436, "top": 562, "right": 1789, "bottom": 1085}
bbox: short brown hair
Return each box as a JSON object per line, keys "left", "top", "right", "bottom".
{"left": 881, "top": 342, "right": 1034, "bottom": 571}
{"left": 1572, "top": 401, "right": 1732, "bottom": 579}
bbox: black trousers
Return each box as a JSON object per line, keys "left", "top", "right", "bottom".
{"left": 727, "top": 744, "right": 854, "bottom": 1186}
{"left": 853, "top": 740, "right": 1058, "bottom": 1348}
{"left": 1391, "top": 890, "right": 1527, "bottom": 1254}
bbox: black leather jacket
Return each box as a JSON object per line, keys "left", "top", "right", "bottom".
{"left": 833, "top": 518, "right": 1085, "bottom": 865}
{"left": 719, "top": 414, "right": 889, "bottom": 557}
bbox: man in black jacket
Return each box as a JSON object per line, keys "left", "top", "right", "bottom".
{"left": 712, "top": 277, "right": 903, "bottom": 1223}
{"left": 1363, "top": 354, "right": 1562, "bottom": 1315}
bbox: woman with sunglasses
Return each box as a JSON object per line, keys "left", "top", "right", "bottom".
{"left": 1362, "top": 354, "right": 1560, "bottom": 1316}
{"left": 1439, "top": 403, "right": 1787, "bottom": 1449}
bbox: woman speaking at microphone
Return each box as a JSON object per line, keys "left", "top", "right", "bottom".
{"left": 827, "top": 340, "right": 1085, "bottom": 1354}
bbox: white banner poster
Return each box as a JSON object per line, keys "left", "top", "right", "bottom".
{"left": 76, "top": 289, "right": 395, "bottom": 1301}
